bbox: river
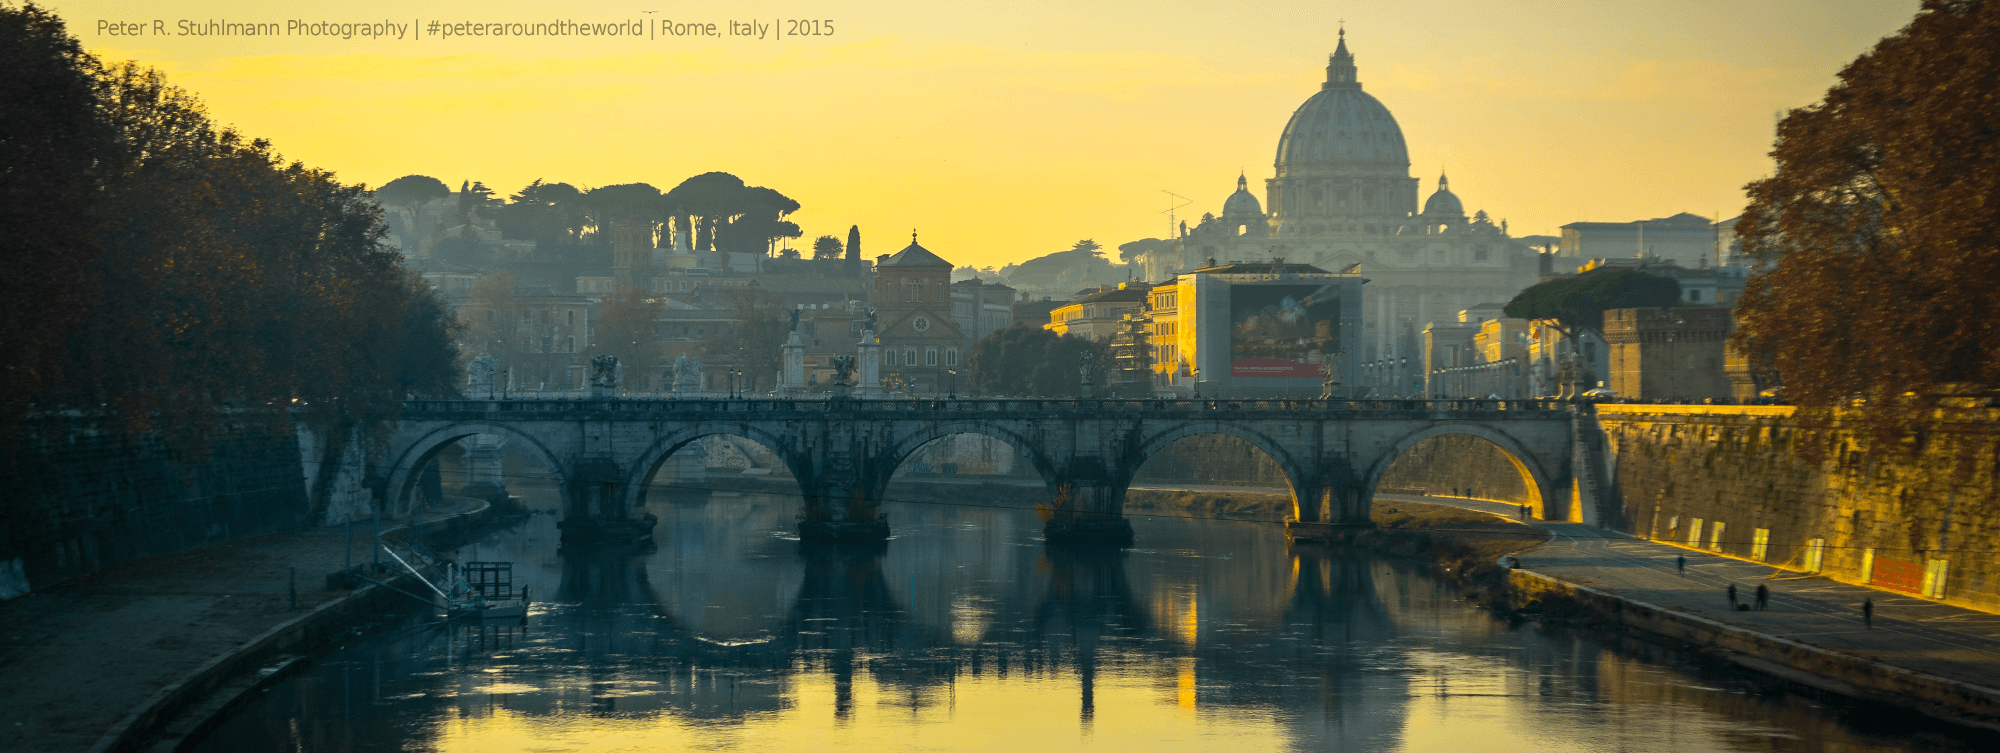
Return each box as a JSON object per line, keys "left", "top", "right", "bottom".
{"left": 191, "top": 491, "right": 1985, "bottom": 752}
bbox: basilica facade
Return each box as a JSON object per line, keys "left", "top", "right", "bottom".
{"left": 1143, "top": 31, "right": 1540, "bottom": 395}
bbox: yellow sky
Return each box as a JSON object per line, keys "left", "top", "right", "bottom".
{"left": 56, "top": 0, "right": 1917, "bottom": 269}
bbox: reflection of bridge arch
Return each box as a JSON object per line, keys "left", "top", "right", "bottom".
{"left": 1361, "top": 422, "right": 1557, "bottom": 518}
{"left": 1129, "top": 421, "right": 1309, "bottom": 520}
{"left": 876, "top": 421, "right": 1061, "bottom": 498}
{"left": 384, "top": 421, "right": 568, "bottom": 514}
{"left": 622, "top": 424, "right": 806, "bottom": 511}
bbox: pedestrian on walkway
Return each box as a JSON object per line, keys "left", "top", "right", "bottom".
{"left": 1677, "top": 554, "right": 1685, "bottom": 576}
{"left": 1863, "top": 597, "right": 1873, "bottom": 628}
{"left": 1727, "top": 583, "right": 1738, "bottom": 609}
{"left": 1519, "top": 504, "right": 1529, "bottom": 520}
{"left": 1755, "top": 584, "right": 1769, "bottom": 611}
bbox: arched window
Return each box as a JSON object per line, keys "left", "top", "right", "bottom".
{"left": 945, "top": 348, "right": 958, "bottom": 367}
{"left": 905, "top": 348, "right": 918, "bottom": 366}
{"left": 566, "top": 336, "right": 575, "bottom": 353}
{"left": 925, "top": 347, "right": 938, "bottom": 366}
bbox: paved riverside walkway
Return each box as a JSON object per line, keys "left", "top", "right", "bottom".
{"left": 0, "top": 500, "right": 481, "bottom": 753}
{"left": 1384, "top": 493, "right": 2000, "bottom": 693}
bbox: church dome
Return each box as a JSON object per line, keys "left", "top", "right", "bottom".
{"left": 1222, "top": 173, "right": 1262, "bottom": 216}
{"left": 1422, "top": 173, "right": 1464, "bottom": 216}
{"left": 1272, "top": 31, "right": 1411, "bottom": 179}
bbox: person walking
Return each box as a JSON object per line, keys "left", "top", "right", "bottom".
{"left": 1727, "top": 583, "right": 1738, "bottom": 609}
{"left": 1755, "top": 584, "right": 1769, "bottom": 611}
{"left": 1676, "top": 554, "right": 1686, "bottom": 576}
{"left": 1863, "top": 597, "right": 1874, "bottom": 628}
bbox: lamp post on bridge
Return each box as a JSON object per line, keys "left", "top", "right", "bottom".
{"left": 948, "top": 369, "right": 958, "bottom": 399}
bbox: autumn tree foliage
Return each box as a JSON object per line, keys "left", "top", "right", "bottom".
{"left": 593, "top": 287, "right": 665, "bottom": 391}
{"left": 965, "top": 325, "right": 1111, "bottom": 397}
{"left": 0, "top": 3, "right": 461, "bottom": 453}
{"left": 1732, "top": 0, "right": 2000, "bottom": 447}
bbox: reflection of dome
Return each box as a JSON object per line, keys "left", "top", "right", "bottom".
{"left": 1272, "top": 31, "right": 1410, "bottom": 179}
{"left": 1422, "top": 173, "right": 1464, "bottom": 216}
{"left": 1223, "top": 173, "right": 1262, "bottom": 215}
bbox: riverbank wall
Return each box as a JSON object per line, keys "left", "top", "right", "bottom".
{"left": 91, "top": 499, "right": 505, "bottom": 753}
{"left": 1591, "top": 404, "right": 2000, "bottom": 614}
{"left": 1, "top": 418, "right": 310, "bottom": 602}
{"left": 1507, "top": 567, "right": 2000, "bottom": 733}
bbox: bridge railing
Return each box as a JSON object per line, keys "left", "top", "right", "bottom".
{"left": 399, "top": 397, "right": 1576, "bottom": 414}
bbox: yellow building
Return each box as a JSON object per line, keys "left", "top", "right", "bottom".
{"left": 1044, "top": 283, "right": 1150, "bottom": 341}
{"left": 1148, "top": 281, "right": 1191, "bottom": 387}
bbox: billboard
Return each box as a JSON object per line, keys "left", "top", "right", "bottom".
{"left": 1229, "top": 284, "right": 1340, "bottom": 378}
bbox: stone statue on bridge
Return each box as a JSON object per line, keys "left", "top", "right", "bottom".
{"left": 1320, "top": 350, "right": 1344, "bottom": 400}
{"left": 468, "top": 354, "right": 499, "bottom": 398}
{"left": 589, "top": 354, "right": 622, "bottom": 397}
{"left": 672, "top": 354, "right": 703, "bottom": 395}
{"left": 1078, "top": 351, "right": 1096, "bottom": 399}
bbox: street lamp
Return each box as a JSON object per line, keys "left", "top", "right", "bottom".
{"left": 727, "top": 368, "right": 740, "bottom": 398}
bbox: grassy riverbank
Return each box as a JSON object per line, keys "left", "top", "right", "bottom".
{"left": 1313, "top": 499, "right": 1552, "bottom": 605}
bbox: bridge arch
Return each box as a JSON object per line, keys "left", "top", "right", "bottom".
{"left": 623, "top": 423, "right": 809, "bottom": 512}
{"left": 877, "top": 420, "right": 1062, "bottom": 498}
{"left": 384, "top": 421, "right": 569, "bottom": 515}
{"left": 1361, "top": 422, "right": 1556, "bottom": 519}
{"left": 1129, "top": 421, "right": 1311, "bottom": 521}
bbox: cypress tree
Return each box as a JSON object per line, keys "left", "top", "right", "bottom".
{"left": 845, "top": 225, "right": 861, "bottom": 269}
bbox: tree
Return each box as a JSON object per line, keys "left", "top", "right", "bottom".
{"left": 1, "top": 2, "right": 464, "bottom": 457}
{"left": 812, "top": 234, "right": 843, "bottom": 260}
{"left": 662, "top": 171, "right": 747, "bottom": 251}
{"left": 1117, "top": 238, "right": 1171, "bottom": 265}
{"left": 460, "top": 271, "right": 525, "bottom": 367}
{"left": 1733, "top": 0, "right": 2000, "bottom": 448}
{"left": 846, "top": 225, "right": 862, "bottom": 268}
{"left": 593, "top": 287, "right": 664, "bottom": 391}
{"left": 1502, "top": 269, "right": 1680, "bottom": 342}
{"left": 375, "top": 174, "right": 449, "bottom": 235}
{"left": 965, "top": 325, "right": 1110, "bottom": 397}
{"left": 703, "top": 290, "right": 790, "bottom": 392}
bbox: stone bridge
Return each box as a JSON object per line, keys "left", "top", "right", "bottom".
{"left": 376, "top": 397, "right": 1587, "bottom": 542}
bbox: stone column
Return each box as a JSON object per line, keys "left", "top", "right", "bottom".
{"left": 857, "top": 335, "right": 882, "bottom": 398}
{"left": 781, "top": 332, "right": 807, "bottom": 395}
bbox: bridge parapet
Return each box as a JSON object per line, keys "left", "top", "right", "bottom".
{"left": 380, "top": 396, "right": 1582, "bottom": 546}
{"left": 398, "top": 397, "right": 1577, "bottom": 421}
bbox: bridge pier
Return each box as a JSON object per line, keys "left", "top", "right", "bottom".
{"left": 1287, "top": 464, "right": 1368, "bottom": 542}
{"left": 797, "top": 451, "right": 890, "bottom": 543}
{"left": 1045, "top": 459, "right": 1134, "bottom": 544}
{"left": 558, "top": 458, "right": 658, "bottom": 544}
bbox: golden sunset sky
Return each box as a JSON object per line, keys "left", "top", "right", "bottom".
{"left": 55, "top": 0, "right": 1916, "bottom": 270}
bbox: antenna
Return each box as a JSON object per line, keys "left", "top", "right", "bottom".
{"left": 1161, "top": 190, "right": 1192, "bottom": 240}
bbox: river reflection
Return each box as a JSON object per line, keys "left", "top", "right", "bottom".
{"left": 193, "top": 492, "right": 1983, "bottom": 752}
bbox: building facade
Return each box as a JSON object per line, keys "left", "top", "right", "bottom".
{"left": 1045, "top": 283, "right": 1151, "bottom": 341}
{"left": 871, "top": 234, "right": 968, "bottom": 394}
{"left": 1604, "top": 307, "right": 1735, "bottom": 400}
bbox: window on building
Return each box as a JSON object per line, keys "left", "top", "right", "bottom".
{"left": 1689, "top": 289, "right": 1703, "bottom": 302}
{"left": 905, "top": 348, "right": 918, "bottom": 366}
{"left": 945, "top": 348, "right": 958, "bottom": 366}
{"left": 522, "top": 310, "right": 532, "bottom": 324}
{"left": 566, "top": 336, "right": 576, "bottom": 353}
{"left": 567, "top": 310, "right": 575, "bottom": 325}
{"left": 925, "top": 347, "right": 938, "bottom": 366}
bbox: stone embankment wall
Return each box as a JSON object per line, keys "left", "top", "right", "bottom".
{"left": 1594, "top": 405, "right": 2000, "bottom": 613}
{"left": 1130, "top": 434, "right": 1290, "bottom": 488}
{"left": 1375, "top": 435, "right": 1534, "bottom": 503}
{"left": 1, "top": 418, "right": 311, "bottom": 600}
